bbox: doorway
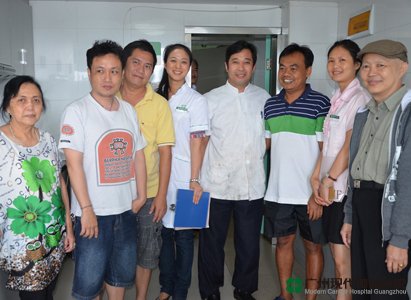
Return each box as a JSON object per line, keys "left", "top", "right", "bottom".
{"left": 188, "top": 32, "right": 278, "bottom": 95}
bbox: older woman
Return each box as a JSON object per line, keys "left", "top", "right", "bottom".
{"left": 0, "top": 76, "right": 74, "bottom": 300}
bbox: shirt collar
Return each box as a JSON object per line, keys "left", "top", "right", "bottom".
{"left": 279, "top": 84, "right": 312, "bottom": 103}
{"left": 141, "top": 83, "right": 154, "bottom": 102}
{"left": 225, "top": 80, "right": 251, "bottom": 94}
{"left": 176, "top": 82, "right": 190, "bottom": 96}
{"left": 117, "top": 83, "right": 155, "bottom": 106}
{"left": 333, "top": 78, "right": 361, "bottom": 103}
{"left": 367, "top": 85, "right": 407, "bottom": 112}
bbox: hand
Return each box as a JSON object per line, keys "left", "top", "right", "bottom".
{"left": 80, "top": 208, "right": 98, "bottom": 239}
{"left": 311, "top": 177, "right": 323, "bottom": 205}
{"left": 340, "top": 223, "right": 352, "bottom": 248}
{"left": 132, "top": 197, "right": 146, "bottom": 214}
{"left": 190, "top": 181, "right": 203, "bottom": 204}
{"left": 386, "top": 244, "right": 408, "bottom": 273}
{"left": 307, "top": 194, "right": 323, "bottom": 221}
{"left": 149, "top": 196, "right": 165, "bottom": 222}
{"left": 316, "top": 176, "right": 334, "bottom": 206}
{"left": 64, "top": 229, "right": 76, "bottom": 253}
{"left": 318, "top": 182, "right": 333, "bottom": 206}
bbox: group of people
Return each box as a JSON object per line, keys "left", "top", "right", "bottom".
{"left": 0, "top": 36, "right": 410, "bottom": 300}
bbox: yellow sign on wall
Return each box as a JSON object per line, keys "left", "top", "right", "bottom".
{"left": 347, "top": 5, "right": 374, "bottom": 39}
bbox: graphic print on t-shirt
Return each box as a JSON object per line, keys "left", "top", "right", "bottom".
{"left": 96, "top": 129, "right": 135, "bottom": 185}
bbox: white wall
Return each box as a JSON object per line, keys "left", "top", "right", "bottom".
{"left": 30, "top": 1, "right": 281, "bottom": 138}
{"left": 0, "top": 0, "right": 34, "bottom": 75}
{"left": 285, "top": 1, "right": 339, "bottom": 98}
{"left": 337, "top": 0, "right": 411, "bottom": 87}
{"left": 0, "top": 0, "right": 34, "bottom": 111}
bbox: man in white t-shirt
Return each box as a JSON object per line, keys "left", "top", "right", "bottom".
{"left": 198, "top": 40, "right": 270, "bottom": 300}
{"left": 59, "top": 40, "right": 147, "bottom": 300}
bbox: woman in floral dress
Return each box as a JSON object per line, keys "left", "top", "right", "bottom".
{"left": 0, "top": 76, "right": 75, "bottom": 299}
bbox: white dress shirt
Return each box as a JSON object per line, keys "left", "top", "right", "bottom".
{"left": 201, "top": 81, "right": 270, "bottom": 200}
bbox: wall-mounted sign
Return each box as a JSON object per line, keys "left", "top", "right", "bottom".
{"left": 347, "top": 5, "right": 374, "bottom": 39}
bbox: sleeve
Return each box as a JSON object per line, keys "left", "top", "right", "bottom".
{"left": 0, "top": 137, "right": 8, "bottom": 226}
{"left": 315, "top": 97, "right": 331, "bottom": 142}
{"left": 157, "top": 99, "right": 175, "bottom": 147}
{"left": 58, "top": 104, "right": 85, "bottom": 153}
{"left": 204, "top": 93, "right": 214, "bottom": 137}
{"left": 389, "top": 110, "right": 411, "bottom": 248}
{"left": 264, "top": 99, "right": 272, "bottom": 138}
{"left": 343, "top": 112, "right": 364, "bottom": 225}
{"left": 265, "top": 121, "right": 271, "bottom": 139}
{"left": 343, "top": 181, "right": 353, "bottom": 224}
{"left": 48, "top": 131, "right": 63, "bottom": 173}
{"left": 190, "top": 95, "right": 209, "bottom": 133}
{"left": 346, "top": 93, "right": 369, "bottom": 132}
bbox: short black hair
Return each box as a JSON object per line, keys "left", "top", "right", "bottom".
{"left": 86, "top": 40, "right": 123, "bottom": 69}
{"left": 225, "top": 40, "right": 257, "bottom": 66}
{"left": 279, "top": 43, "right": 314, "bottom": 68}
{"left": 328, "top": 39, "right": 361, "bottom": 74}
{"left": 122, "top": 40, "right": 157, "bottom": 72}
{"left": 1, "top": 75, "right": 45, "bottom": 121}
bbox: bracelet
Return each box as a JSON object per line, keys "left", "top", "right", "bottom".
{"left": 326, "top": 173, "right": 337, "bottom": 182}
{"left": 81, "top": 204, "right": 93, "bottom": 210}
{"left": 190, "top": 178, "right": 200, "bottom": 184}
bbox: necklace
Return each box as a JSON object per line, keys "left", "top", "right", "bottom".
{"left": 9, "top": 123, "right": 40, "bottom": 146}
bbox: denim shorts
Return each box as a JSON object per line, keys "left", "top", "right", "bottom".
{"left": 72, "top": 210, "right": 137, "bottom": 300}
{"left": 136, "top": 197, "right": 163, "bottom": 269}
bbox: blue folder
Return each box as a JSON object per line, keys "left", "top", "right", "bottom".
{"left": 174, "top": 189, "right": 210, "bottom": 229}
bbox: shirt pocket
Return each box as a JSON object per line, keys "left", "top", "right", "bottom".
{"left": 327, "top": 117, "right": 346, "bottom": 157}
{"left": 172, "top": 153, "right": 191, "bottom": 183}
{"left": 208, "top": 162, "right": 229, "bottom": 186}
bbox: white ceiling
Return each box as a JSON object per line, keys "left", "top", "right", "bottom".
{"left": 29, "top": 0, "right": 342, "bottom": 5}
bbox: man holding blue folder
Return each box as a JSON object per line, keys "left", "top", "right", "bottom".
{"left": 198, "top": 40, "right": 270, "bottom": 300}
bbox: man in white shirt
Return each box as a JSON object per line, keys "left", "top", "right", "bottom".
{"left": 198, "top": 40, "right": 270, "bottom": 300}
{"left": 59, "top": 40, "right": 147, "bottom": 300}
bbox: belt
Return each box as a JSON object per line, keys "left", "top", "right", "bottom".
{"left": 353, "top": 180, "right": 384, "bottom": 190}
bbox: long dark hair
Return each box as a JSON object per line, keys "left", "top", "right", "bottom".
{"left": 156, "top": 44, "right": 192, "bottom": 100}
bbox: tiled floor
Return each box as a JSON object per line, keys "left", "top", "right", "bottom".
{"left": 1, "top": 228, "right": 332, "bottom": 300}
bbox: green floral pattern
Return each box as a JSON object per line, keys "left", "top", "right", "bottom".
{"left": 7, "top": 195, "right": 52, "bottom": 238}
{"left": 22, "top": 157, "right": 56, "bottom": 193}
{"left": 51, "top": 188, "right": 65, "bottom": 223}
{"left": 0, "top": 130, "right": 67, "bottom": 291}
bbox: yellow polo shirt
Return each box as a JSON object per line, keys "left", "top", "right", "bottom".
{"left": 118, "top": 84, "right": 175, "bottom": 198}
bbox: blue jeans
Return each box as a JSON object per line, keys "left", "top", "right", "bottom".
{"left": 159, "top": 227, "right": 194, "bottom": 300}
{"left": 72, "top": 210, "right": 137, "bottom": 300}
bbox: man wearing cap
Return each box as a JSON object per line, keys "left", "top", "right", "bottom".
{"left": 341, "top": 39, "right": 411, "bottom": 299}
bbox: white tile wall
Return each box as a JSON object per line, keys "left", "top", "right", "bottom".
{"left": 30, "top": 1, "right": 282, "bottom": 134}
{"left": 285, "top": 1, "right": 338, "bottom": 96}
{"left": 337, "top": 0, "right": 411, "bottom": 86}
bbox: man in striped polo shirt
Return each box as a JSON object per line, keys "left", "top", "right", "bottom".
{"left": 264, "top": 43, "right": 330, "bottom": 300}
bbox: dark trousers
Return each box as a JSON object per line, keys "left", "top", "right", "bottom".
{"left": 198, "top": 198, "right": 263, "bottom": 298}
{"left": 19, "top": 276, "right": 58, "bottom": 300}
{"left": 351, "top": 187, "right": 410, "bottom": 299}
{"left": 159, "top": 227, "right": 194, "bottom": 300}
